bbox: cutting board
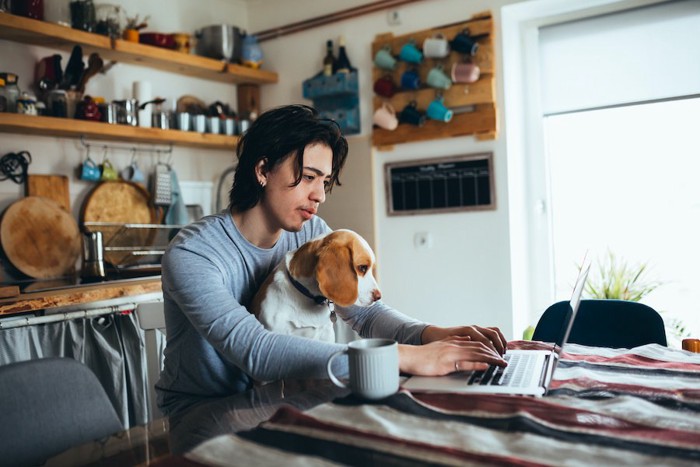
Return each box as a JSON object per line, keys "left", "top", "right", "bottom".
{"left": 0, "top": 196, "right": 82, "bottom": 279}
{"left": 26, "top": 174, "right": 71, "bottom": 212}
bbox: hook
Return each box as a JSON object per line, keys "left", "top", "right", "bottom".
{"left": 130, "top": 148, "right": 137, "bottom": 163}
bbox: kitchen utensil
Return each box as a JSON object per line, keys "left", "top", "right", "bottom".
{"left": 76, "top": 52, "right": 103, "bottom": 93}
{"left": 194, "top": 24, "right": 241, "bottom": 62}
{"left": 0, "top": 196, "right": 81, "bottom": 279}
{"left": 61, "top": 45, "right": 84, "bottom": 90}
{"left": 152, "top": 163, "right": 172, "bottom": 206}
{"left": 113, "top": 99, "right": 138, "bottom": 126}
{"left": 81, "top": 231, "right": 105, "bottom": 280}
{"left": 26, "top": 174, "right": 70, "bottom": 212}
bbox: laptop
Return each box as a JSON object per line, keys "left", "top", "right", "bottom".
{"left": 403, "top": 256, "right": 591, "bottom": 396}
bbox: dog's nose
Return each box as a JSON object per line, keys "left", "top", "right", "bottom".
{"left": 372, "top": 289, "right": 382, "bottom": 302}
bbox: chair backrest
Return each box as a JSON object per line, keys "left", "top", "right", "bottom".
{"left": 532, "top": 299, "right": 667, "bottom": 348}
{"left": 0, "top": 357, "right": 124, "bottom": 466}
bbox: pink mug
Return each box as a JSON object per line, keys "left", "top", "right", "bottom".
{"left": 373, "top": 103, "right": 398, "bottom": 131}
{"left": 451, "top": 61, "right": 480, "bottom": 84}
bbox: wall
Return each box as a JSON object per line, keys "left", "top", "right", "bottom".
{"left": 0, "top": 0, "right": 253, "bottom": 223}
{"left": 249, "top": 0, "right": 521, "bottom": 337}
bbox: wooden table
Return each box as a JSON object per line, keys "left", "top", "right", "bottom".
{"left": 46, "top": 341, "right": 700, "bottom": 466}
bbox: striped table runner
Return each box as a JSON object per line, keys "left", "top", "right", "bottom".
{"left": 186, "top": 343, "right": 700, "bottom": 466}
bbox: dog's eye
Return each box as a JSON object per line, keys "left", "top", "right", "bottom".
{"left": 358, "top": 265, "right": 369, "bottom": 274}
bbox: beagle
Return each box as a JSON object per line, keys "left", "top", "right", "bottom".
{"left": 251, "top": 229, "right": 382, "bottom": 342}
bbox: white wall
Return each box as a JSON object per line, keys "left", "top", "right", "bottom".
{"left": 250, "top": 0, "right": 521, "bottom": 337}
{"left": 0, "top": 0, "right": 253, "bottom": 220}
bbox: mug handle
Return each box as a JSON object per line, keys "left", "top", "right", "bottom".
{"left": 327, "top": 349, "right": 349, "bottom": 388}
{"left": 382, "top": 102, "right": 395, "bottom": 116}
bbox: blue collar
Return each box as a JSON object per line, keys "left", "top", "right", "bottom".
{"left": 286, "top": 268, "right": 331, "bottom": 306}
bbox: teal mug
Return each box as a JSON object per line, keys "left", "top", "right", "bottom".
{"left": 80, "top": 157, "right": 101, "bottom": 181}
{"left": 426, "top": 65, "right": 452, "bottom": 90}
{"left": 426, "top": 97, "right": 453, "bottom": 122}
{"left": 374, "top": 46, "right": 397, "bottom": 70}
{"left": 399, "top": 40, "right": 423, "bottom": 64}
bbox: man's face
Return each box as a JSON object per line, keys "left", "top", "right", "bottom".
{"left": 260, "top": 143, "right": 333, "bottom": 232}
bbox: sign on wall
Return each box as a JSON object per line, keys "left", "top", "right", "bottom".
{"left": 384, "top": 152, "right": 495, "bottom": 216}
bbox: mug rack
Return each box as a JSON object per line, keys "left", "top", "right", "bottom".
{"left": 371, "top": 11, "right": 497, "bottom": 148}
{"left": 79, "top": 135, "right": 174, "bottom": 157}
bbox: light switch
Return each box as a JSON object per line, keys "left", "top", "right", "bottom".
{"left": 414, "top": 232, "right": 433, "bottom": 249}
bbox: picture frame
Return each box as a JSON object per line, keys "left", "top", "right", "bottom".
{"left": 384, "top": 152, "right": 495, "bottom": 216}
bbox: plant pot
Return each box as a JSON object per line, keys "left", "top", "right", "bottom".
{"left": 122, "top": 28, "right": 139, "bottom": 42}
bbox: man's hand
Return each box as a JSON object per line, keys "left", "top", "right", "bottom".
{"left": 421, "top": 325, "right": 508, "bottom": 356}
{"left": 399, "top": 337, "right": 507, "bottom": 376}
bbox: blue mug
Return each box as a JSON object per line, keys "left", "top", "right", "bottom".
{"left": 399, "top": 40, "right": 423, "bottom": 64}
{"left": 451, "top": 30, "right": 479, "bottom": 56}
{"left": 399, "top": 101, "right": 426, "bottom": 126}
{"left": 426, "top": 97, "right": 454, "bottom": 122}
{"left": 401, "top": 68, "right": 421, "bottom": 90}
{"left": 80, "top": 157, "right": 101, "bottom": 182}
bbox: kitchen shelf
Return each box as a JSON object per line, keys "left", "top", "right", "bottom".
{"left": 0, "top": 113, "right": 239, "bottom": 150}
{"left": 0, "top": 12, "right": 278, "bottom": 85}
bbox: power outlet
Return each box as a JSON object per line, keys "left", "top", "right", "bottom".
{"left": 414, "top": 232, "right": 433, "bottom": 249}
{"left": 387, "top": 9, "right": 402, "bottom": 26}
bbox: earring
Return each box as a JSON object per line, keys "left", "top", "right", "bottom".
{"left": 259, "top": 179, "right": 266, "bottom": 188}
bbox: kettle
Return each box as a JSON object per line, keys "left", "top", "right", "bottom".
{"left": 82, "top": 231, "right": 106, "bottom": 280}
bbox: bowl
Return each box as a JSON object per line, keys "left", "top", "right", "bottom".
{"left": 139, "top": 33, "right": 176, "bottom": 49}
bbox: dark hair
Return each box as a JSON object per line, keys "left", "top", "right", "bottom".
{"left": 229, "top": 104, "right": 349, "bottom": 212}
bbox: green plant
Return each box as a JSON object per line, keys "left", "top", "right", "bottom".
{"left": 584, "top": 251, "right": 661, "bottom": 301}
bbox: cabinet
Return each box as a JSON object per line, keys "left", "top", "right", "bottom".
{"left": 0, "top": 12, "right": 278, "bottom": 149}
{"left": 371, "top": 12, "right": 496, "bottom": 148}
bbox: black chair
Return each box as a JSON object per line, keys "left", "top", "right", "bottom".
{"left": 0, "top": 357, "right": 124, "bottom": 466}
{"left": 532, "top": 299, "right": 667, "bottom": 348}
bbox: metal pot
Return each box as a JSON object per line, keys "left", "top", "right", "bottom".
{"left": 194, "top": 24, "right": 242, "bottom": 63}
{"left": 113, "top": 98, "right": 138, "bottom": 126}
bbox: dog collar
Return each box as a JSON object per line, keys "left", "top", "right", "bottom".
{"left": 285, "top": 268, "right": 335, "bottom": 312}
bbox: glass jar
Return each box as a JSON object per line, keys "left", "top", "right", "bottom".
{"left": 70, "top": 0, "right": 96, "bottom": 33}
{"left": 0, "top": 73, "right": 20, "bottom": 113}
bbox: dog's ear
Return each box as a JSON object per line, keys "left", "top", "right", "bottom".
{"left": 316, "top": 244, "right": 358, "bottom": 307}
{"left": 289, "top": 238, "right": 324, "bottom": 278}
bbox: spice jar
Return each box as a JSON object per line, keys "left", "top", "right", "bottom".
{"left": 70, "top": 0, "right": 96, "bottom": 32}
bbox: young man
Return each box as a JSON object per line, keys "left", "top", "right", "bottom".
{"left": 156, "top": 105, "right": 507, "bottom": 416}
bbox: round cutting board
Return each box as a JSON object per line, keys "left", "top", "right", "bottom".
{"left": 80, "top": 181, "right": 156, "bottom": 226}
{"left": 1, "top": 196, "right": 82, "bottom": 279}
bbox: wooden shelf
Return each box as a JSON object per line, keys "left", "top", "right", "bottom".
{"left": 0, "top": 113, "right": 239, "bottom": 150}
{"left": 0, "top": 12, "right": 278, "bottom": 85}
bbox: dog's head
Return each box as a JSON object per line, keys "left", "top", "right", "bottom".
{"left": 289, "top": 230, "right": 381, "bottom": 307}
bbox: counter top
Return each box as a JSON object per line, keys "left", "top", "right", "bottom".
{"left": 0, "top": 276, "right": 162, "bottom": 317}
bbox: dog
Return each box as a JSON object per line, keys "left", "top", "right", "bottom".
{"left": 250, "top": 229, "right": 382, "bottom": 342}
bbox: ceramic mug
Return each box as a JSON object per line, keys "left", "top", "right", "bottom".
{"left": 120, "top": 161, "right": 145, "bottom": 183}
{"left": 400, "top": 68, "right": 421, "bottom": 90}
{"left": 373, "top": 75, "right": 397, "bottom": 98}
{"left": 80, "top": 156, "right": 101, "bottom": 181}
{"left": 374, "top": 46, "right": 397, "bottom": 70}
{"left": 422, "top": 33, "right": 450, "bottom": 58}
{"left": 451, "top": 61, "right": 480, "bottom": 84}
{"left": 451, "top": 30, "right": 479, "bottom": 56}
{"left": 192, "top": 114, "right": 206, "bottom": 133}
{"left": 399, "top": 40, "right": 423, "bottom": 64}
{"left": 373, "top": 102, "right": 398, "bottom": 131}
{"left": 399, "top": 101, "right": 426, "bottom": 126}
{"left": 327, "top": 338, "right": 399, "bottom": 400}
{"left": 100, "top": 158, "right": 118, "bottom": 181}
{"left": 207, "top": 116, "right": 221, "bottom": 134}
{"left": 426, "top": 97, "right": 454, "bottom": 122}
{"left": 426, "top": 64, "right": 452, "bottom": 90}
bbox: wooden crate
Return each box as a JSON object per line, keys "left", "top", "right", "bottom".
{"left": 371, "top": 12, "right": 497, "bottom": 148}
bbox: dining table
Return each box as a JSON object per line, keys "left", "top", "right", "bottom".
{"left": 45, "top": 340, "right": 700, "bottom": 466}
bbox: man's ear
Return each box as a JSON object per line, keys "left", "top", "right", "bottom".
{"left": 255, "top": 158, "right": 268, "bottom": 186}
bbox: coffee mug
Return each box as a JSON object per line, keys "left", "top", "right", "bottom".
{"left": 374, "top": 47, "right": 397, "bottom": 70}
{"left": 327, "top": 338, "right": 399, "bottom": 400}
{"left": 373, "top": 75, "right": 397, "bottom": 98}
{"left": 683, "top": 338, "right": 700, "bottom": 353}
{"left": 399, "top": 101, "right": 426, "bottom": 126}
{"left": 399, "top": 40, "right": 423, "bottom": 64}
{"left": 426, "top": 97, "right": 454, "bottom": 122}
{"left": 423, "top": 33, "right": 450, "bottom": 58}
{"left": 451, "top": 61, "right": 480, "bottom": 84}
{"left": 207, "top": 116, "right": 221, "bottom": 134}
{"left": 100, "top": 158, "right": 118, "bottom": 181}
{"left": 451, "top": 30, "right": 479, "bottom": 56}
{"left": 80, "top": 157, "right": 101, "bottom": 182}
{"left": 400, "top": 68, "right": 421, "bottom": 90}
{"left": 426, "top": 64, "right": 452, "bottom": 90}
{"left": 192, "top": 114, "right": 206, "bottom": 133}
{"left": 373, "top": 103, "right": 398, "bottom": 131}
{"left": 120, "top": 161, "right": 145, "bottom": 183}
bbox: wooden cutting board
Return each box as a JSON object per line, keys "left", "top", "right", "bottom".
{"left": 26, "top": 174, "right": 71, "bottom": 212}
{"left": 80, "top": 181, "right": 155, "bottom": 227}
{"left": 0, "top": 196, "right": 82, "bottom": 279}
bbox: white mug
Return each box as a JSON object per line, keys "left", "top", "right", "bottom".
{"left": 327, "top": 338, "right": 399, "bottom": 400}
{"left": 422, "top": 33, "right": 450, "bottom": 58}
{"left": 372, "top": 102, "right": 399, "bottom": 131}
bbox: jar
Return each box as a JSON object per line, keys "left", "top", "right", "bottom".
{"left": 17, "top": 92, "right": 37, "bottom": 115}
{"left": 0, "top": 73, "right": 20, "bottom": 113}
{"left": 0, "top": 78, "right": 8, "bottom": 113}
{"left": 241, "top": 35, "right": 263, "bottom": 69}
{"left": 70, "top": 0, "right": 96, "bottom": 33}
{"left": 46, "top": 89, "right": 68, "bottom": 117}
{"left": 11, "top": 0, "right": 44, "bottom": 20}
{"left": 44, "top": 0, "right": 71, "bottom": 27}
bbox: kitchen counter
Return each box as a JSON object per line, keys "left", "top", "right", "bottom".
{"left": 0, "top": 276, "right": 162, "bottom": 317}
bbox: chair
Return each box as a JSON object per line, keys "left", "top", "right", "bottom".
{"left": 0, "top": 357, "right": 124, "bottom": 466}
{"left": 532, "top": 299, "right": 667, "bottom": 348}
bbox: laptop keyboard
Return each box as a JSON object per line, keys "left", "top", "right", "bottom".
{"left": 467, "top": 353, "right": 538, "bottom": 387}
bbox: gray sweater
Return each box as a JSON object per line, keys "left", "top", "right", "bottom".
{"left": 156, "top": 211, "right": 426, "bottom": 416}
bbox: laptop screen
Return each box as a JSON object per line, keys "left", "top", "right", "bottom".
{"left": 552, "top": 256, "right": 591, "bottom": 352}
